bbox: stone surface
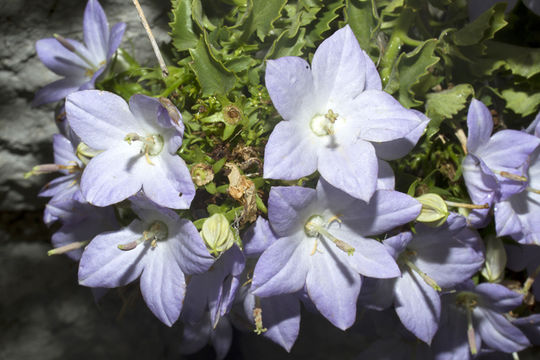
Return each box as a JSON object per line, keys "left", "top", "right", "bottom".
{"left": 0, "top": 0, "right": 171, "bottom": 211}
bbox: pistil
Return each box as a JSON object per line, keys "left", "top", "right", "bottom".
{"left": 24, "top": 163, "right": 81, "bottom": 178}
{"left": 403, "top": 258, "right": 441, "bottom": 291}
{"left": 53, "top": 33, "right": 98, "bottom": 71}
{"left": 124, "top": 133, "right": 164, "bottom": 165}
{"left": 304, "top": 215, "right": 355, "bottom": 255}
{"left": 118, "top": 221, "right": 168, "bottom": 251}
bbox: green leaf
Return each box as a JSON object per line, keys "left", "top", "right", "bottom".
{"left": 189, "top": 37, "right": 236, "bottom": 96}
{"left": 500, "top": 89, "right": 540, "bottom": 116}
{"left": 471, "top": 41, "right": 540, "bottom": 79}
{"left": 244, "top": 0, "right": 287, "bottom": 41}
{"left": 452, "top": 3, "right": 507, "bottom": 46}
{"left": 304, "top": 0, "right": 345, "bottom": 48}
{"left": 425, "top": 84, "right": 474, "bottom": 138}
{"left": 385, "top": 39, "right": 440, "bottom": 108}
{"left": 345, "top": 0, "right": 379, "bottom": 53}
{"left": 170, "top": 0, "right": 199, "bottom": 51}
{"left": 266, "top": 28, "right": 307, "bottom": 59}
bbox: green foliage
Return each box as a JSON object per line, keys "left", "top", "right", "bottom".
{"left": 189, "top": 37, "right": 236, "bottom": 96}
{"left": 100, "top": 0, "right": 540, "bottom": 239}
{"left": 385, "top": 39, "right": 440, "bottom": 108}
{"left": 425, "top": 84, "right": 475, "bottom": 138}
{"left": 245, "top": 0, "right": 287, "bottom": 41}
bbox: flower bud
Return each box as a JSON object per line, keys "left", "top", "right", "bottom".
{"left": 415, "top": 193, "right": 449, "bottom": 226}
{"left": 223, "top": 104, "right": 242, "bottom": 125}
{"left": 481, "top": 235, "right": 506, "bottom": 283}
{"left": 191, "top": 163, "right": 214, "bottom": 186}
{"left": 201, "top": 213, "right": 236, "bottom": 256}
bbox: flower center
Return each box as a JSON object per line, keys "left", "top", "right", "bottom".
{"left": 125, "top": 133, "right": 165, "bottom": 165}
{"left": 309, "top": 109, "right": 340, "bottom": 137}
{"left": 118, "top": 221, "right": 168, "bottom": 250}
{"left": 304, "top": 214, "right": 355, "bottom": 255}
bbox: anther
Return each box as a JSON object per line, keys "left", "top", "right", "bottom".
{"left": 498, "top": 171, "right": 528, "bottom": 182}
{"left": 48, "top": 241, "right": 89, "bottom": 256}
{"left": 404, "top": 259, "right": 441, "bottom": 291}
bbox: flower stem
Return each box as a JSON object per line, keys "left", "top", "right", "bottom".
{"left": 131, "top": 0, "right": 168, "bottom": 78}
{"left": 522, "top": 264, "right": 540, "bottom": 294}
{"left": 380, "top": 8, "right": 415, "bottom": 86}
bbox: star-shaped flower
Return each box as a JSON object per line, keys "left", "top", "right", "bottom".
{"left": 359, "top": 214, "right": 485, "bottom": 344}
{"left": 493, "top": 117, "right": 540, "bottom": 244}
{"left": 78, "top": 196, "right": 214, "bottom": 326}
{"left": 251, "top": 179, "right": 421, "bottom": 329}
{"left": 462, "top": 99, "right": 540, "bottom": 226}
{"left": 33, "top": 0, "right": 125, "bottom": 106}
{"left": 432, "top": 282, "right": 530, "bottom": 359}
{"left": 66, "top": 90, "right": 195, "bottom": 209}
{"left": 263, "top": 25, "right": 427, "bottom": 201}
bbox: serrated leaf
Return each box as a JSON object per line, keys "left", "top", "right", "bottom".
{"left": 189, "top": 37, "right": 236, "bottom": 96}
{"left": 500, "top": 89, "right": 540, "bottom": 116}
{"left": 425, "top": 84, "right": 474, "bottom": 138}
{"left": 385, "top": 39, "right": 440, "bottom": 108}
{"left": 304, "top": 0, "right": 345, "bottom": 48}
{"left": 266, "top": 28, "right": 307, "bottom": 59}
{"left": 244, "top": 0, "right": 287, "bottom": 41}
{"left": 170, "top": 0, "right": 199, "bottom": 51}
{"left": 452, "top": 3, "right": 507, "bottom": 46}
{"left": 345, "top": 0, "right": 379, "bottom": 53}
{"left": 471, "top": 41, "right": 540, "bottom": 79}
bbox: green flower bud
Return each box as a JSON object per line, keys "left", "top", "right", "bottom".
{"left": 223, "top": 104, "right": 242, "bottom": 125}
{"left": 415, "top": 193, "right": 449, "bottom": 226}
{"left": 201, "top": 213, "right": 236, "bottom": 256}
{"left": 191, "top": 163, "right": 214, "bottom": 186}
{"left": 481, "top": 235, "right": 506, "bottom": 283}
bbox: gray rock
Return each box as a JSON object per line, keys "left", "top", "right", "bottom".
{"left": 0, "top": 0, "right": 171, "bottom": 211}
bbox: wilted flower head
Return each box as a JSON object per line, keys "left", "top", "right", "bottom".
{"left": 33, "top": 0, "right": 125, "bottom": 106}
{"left": 66, "top": 90, "right": 195, "bottom": 209}
{"left": 263, "top": 25, "right": 428, "bottom": 201}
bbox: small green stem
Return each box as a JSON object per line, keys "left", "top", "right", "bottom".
{"left": 522, "top": 264, "right": 540, "bottom": 294}
{"left": 380, "top": 8, "right": 415, "bottom": 86}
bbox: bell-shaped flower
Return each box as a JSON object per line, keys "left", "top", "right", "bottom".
{"left": 78, "top": 196, "right": 214, "bottom": 326}
{"left": 49, "top": 201, "right": 118, "bottom": 261}
{"left": 251, "top": 179, "right": 421, "bottom": 330}
{"left": 241, "top": 218, "right": 301, "bottom": 352}
{"left": 505, "top": 243, "right": 540, "bottom": 299}
{"left": 182, "top": 244, "right": 245, "bottom": 328}
{"left": 462, "top": 99, "right": 540, "bottom": 226}
{"left": 66, "top": 91, "right": 195, "bottom": 209}
{"left": 33, "top": 0, "right": 125, "bottom": 106}
{"left": 493, "top": 118, "right": 540, "bottom": 244}
{"left": 358, "top": 214, "right": 484, "bottom": 344}
{"left": 432, "top": 281, "right": 530, "bottom": 360}
{"left": 34, "top": 133, "right": 85, "bottom": 225}
{"left": 179, "top": 312, "right": 233, "bottom": 360}
{"left": 263, "top": 25, "right": 427, "bottom": 201}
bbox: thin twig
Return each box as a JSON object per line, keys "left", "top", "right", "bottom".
{"left": 131, "top": 0, "right": 169, "bottom": 78}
